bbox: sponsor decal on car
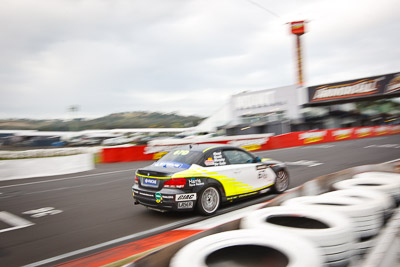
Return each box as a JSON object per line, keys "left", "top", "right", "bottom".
{"left": 175, "top": 193, "right": 197, "bottom": 202}
{"left": 177, "top": 201, "right": 194, "bottom": 209}
{"left": 212, "top": 151, "right": 226, "bottom": 166}
{"left": 142, "top": 178, "right": 159, "bottom": 187}
{"left": 238, "top": 192, "right": 258, "bottom": 198}
{"left": 154, "top": 161, "right": 191, "bottom": 169}
{"left": 256, "top": 164, "right": 267, "bottom": 170}
{"left": 205, "top": 158, "right": 215, "bottom": 166}
{"left": 188, "top": 178, "right": 204, "bottom": 187}
{"left": 257, "top": 169, "right": 269, "bottom": 179}
{"left": 155, "top": 192, "right": 163, "bottom": 203}
{"left": 138, "top": 192, "right": 153, "bottom": 197}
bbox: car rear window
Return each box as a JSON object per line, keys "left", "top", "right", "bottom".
{"left": 159, "top": 149, "right": 202, "bottom": 165}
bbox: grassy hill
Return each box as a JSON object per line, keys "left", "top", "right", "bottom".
{"left": 0, "top": 112, "right": 204, "bottom": 131}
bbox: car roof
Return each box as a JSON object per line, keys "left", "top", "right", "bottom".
{"left": 174, "top": 143, "right": 241, "bottom": 154}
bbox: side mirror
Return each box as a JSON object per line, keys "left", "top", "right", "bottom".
{"left": 255, "top": 157, "right": 262, "bottom": 163}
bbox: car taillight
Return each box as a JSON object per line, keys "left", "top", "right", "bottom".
{"left": 164, "top": 178, "right": 186, "bottom": 189}
{"left": 135, "top": 175, "right": 139, "bottom": 184}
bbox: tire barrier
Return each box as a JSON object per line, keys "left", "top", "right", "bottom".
{"left": 169, "top": 229, "right": 324, "bottom": 267}
{"left": 240, "top": 206, "right": 356, "bottom": 267}
{"left": 332, "top": 173, "right": 400, "bottom": 205}
{"left": 128, "top": 163, "right": 400, "bottom": 267}
{"left": 321, "top": 188, "right": 395, "bottom": 222}
{"left": 355, "top": 238, "right": 377, "bottom": 256}
{"left": 282, "top": 195, "right": 384, "bottom": 241}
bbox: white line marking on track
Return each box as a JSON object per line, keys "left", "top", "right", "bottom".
{"left": 285, "top": 160, "right": 323, "bottom": 167}
{"left": 0, "top": 169, "right": 135, "bottom": 189}
{"left": 0, "top": 211, "right": 34, "bottom": 233}
{"left": 364, "top": 144, "right": 400, "bottom": 149}
{"left": 23, "top": 207, "right": 63, "bottom": 218}
{"left": 383, "top": 158, "right": 400, "bottom": 164}
{"left": 24, "top": 178, "right": 131, "bottom": 195}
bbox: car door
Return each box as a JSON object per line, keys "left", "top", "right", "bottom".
{"left": 222, "top": 149, "right": 276, "bottom": 194}
{"left": 202, "top": 149, "right": 240, "bottom": 196}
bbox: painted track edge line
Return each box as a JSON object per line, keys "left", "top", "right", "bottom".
{"left": 22, "top": 218, "right": 194, "bottom": 267}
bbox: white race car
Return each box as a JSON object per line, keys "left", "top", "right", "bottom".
{"left": 132, "top": 143, "right": 289, "bottom": 215}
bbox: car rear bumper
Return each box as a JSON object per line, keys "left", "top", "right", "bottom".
{"left": 132, "top": 186, "right": 197, "bottom": 212}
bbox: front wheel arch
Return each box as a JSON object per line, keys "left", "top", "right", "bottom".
{"left": 272, "top": 169, "right": 290, "bottom": 193}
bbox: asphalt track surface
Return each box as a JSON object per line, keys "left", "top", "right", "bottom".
{"left": 1, "top": 135, "right": 399, "bottom": 267}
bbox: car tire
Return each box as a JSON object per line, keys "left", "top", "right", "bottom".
{"left": 196, "top": 186, "right": 220, "bottom": 216}
{"left": 272, "top": 170, "right": 290, "bottom": 193}
{"left": 169, "top": 229, "right": 324, "bottom": 267}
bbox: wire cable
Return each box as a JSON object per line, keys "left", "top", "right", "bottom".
{"left": 244, "top": 0, "right": 281, "bottom": 18}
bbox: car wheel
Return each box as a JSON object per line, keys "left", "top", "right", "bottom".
{"left": 197, "top": 186, "right": 220, "bottom": 215}
{"left": 272, "top": 170, "right": 289, "bottom": 193}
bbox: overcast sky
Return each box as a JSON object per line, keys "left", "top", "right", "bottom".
{"left": 1, "top": 0, "right": 399, "bottom": 120}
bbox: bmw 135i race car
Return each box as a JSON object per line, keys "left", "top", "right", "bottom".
{"left": 132, "top": 144, "right": 289, "bottom": 215}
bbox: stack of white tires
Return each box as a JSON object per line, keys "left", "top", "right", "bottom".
{"left": 170, "top": 171, "right": 400, "bottom": 267}
{"left": 170, "top": 229, "right": 324, "bottom": 267}
{"left": 282, "top": 195, "right": 383, "bottom": 243}
{"left": 240, "top": 206, "right": 356, "bottom": 267}
{"left": 332, "top": 172, "right": 400, "bottom": 205}
{"left": 322, "top": 189, "right": 395, "bottom": 223}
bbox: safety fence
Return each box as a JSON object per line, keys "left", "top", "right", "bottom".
{"left": 101, "top": 125, "right": 400, "bottom": 163}
{"left": 0, "top": 153, "right": 95, "bottom": 181}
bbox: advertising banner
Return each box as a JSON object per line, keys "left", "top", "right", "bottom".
{"left": 290, "top": 21, "right": 306, "bottom": 35}
{"left": 308, "top": 72, "right": 400, "bottom": 103}
{"left": 101, "top": 125, "right": 400, "bottom": 163}
{"left": 231, "top": 85, "right": 302, "bottom": 120}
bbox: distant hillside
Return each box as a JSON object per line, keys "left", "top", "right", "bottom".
{"left": 0, "top": 112, "right": 204, "bottom": 131}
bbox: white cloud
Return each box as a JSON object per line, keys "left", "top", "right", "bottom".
{"left": 0, "top": 0, "right": 399, "bottom": 119}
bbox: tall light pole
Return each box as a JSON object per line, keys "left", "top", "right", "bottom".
{"left": 68, "top": 105, "right": 80, "bottom": 131}
{"left": 290, "top": 21, "right": 307, "bottom": 86}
